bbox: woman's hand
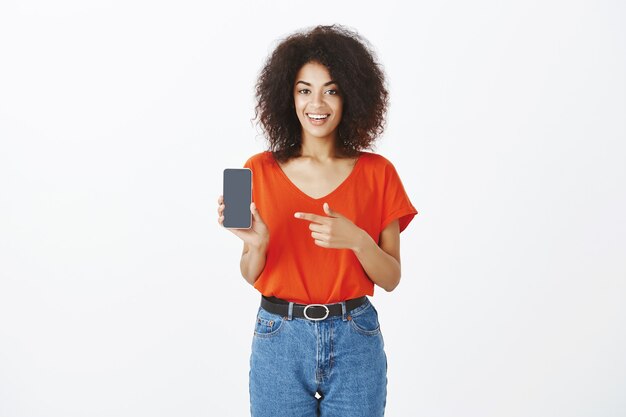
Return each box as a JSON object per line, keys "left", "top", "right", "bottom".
{"left": 294, "top": 202, "right": 366, "bottom": 251}
{"left": 217, "top": 195, "right": 270, "bottom": 249}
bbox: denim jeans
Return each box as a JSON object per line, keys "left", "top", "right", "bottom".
{"left": 249, "top": 296, "right": 387, "bottom": 417}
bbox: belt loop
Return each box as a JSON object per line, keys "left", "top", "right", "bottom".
{"left": 341, "top": 301, "right": 347, "bottom": 321}
{"left": 288, "top": 302, "right": 294, "bottom": 321}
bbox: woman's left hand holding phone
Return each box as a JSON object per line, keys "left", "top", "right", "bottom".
{"left": 217, "top": 195, "right": 270, "bottom": 250}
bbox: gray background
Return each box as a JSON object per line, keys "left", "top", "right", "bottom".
{"left": 1, "top": 0, "right": 625, "bottom": 416}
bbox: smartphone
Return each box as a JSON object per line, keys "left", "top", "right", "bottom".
{"left": 223, "top": 168, "right": 252, "bottom": 229}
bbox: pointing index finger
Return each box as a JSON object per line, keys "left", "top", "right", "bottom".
{"left": 294, "top": 212, "right": 325, "bottom": 223}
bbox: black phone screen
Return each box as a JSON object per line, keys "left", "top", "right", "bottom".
{"left": 223, "top": 168, "right": 252, "bottom": 229}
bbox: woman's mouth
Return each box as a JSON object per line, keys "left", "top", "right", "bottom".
{"left": 306, "top": 113, "right": 330, "bottom": 125}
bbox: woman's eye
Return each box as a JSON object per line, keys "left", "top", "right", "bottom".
{"left": 296, "top": 88, "right": 338, "bottom": 95}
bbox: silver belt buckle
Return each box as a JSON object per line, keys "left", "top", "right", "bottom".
{"left": 303, "top": 304, "right": 330, "bottom": 321}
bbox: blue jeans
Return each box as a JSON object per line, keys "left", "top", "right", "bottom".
{"left": 249, "top": 297, "right": 387, "bottom": 417}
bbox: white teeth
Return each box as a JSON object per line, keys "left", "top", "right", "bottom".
{"left": 307, "top": 113, "right": 329, "bottom": 120}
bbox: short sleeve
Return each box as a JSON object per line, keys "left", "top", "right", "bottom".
{"left": 380, "top": 162, "right": 418, "bottom": 233}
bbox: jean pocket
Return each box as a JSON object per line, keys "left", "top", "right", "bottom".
{"left": 253, "top": 308, "right": 285, "bottom": 338}
{"left": 349, "top": 304, "right": 381, "bottom": 336}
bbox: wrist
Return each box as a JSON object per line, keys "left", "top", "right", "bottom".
{"left": 250, "top": 237, "right": 269, "bottom": 253}
{"left": 353, "top": 229, "right": 374, "bottom": 254}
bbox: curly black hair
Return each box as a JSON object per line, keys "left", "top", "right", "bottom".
{"left": 253, "top": 24, "right": 389, "bottom": 163}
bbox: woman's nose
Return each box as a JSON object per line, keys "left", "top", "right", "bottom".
{"left": 311, "top": 91, "right": 324, "bottom": 106}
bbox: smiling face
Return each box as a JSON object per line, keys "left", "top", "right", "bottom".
{"left": 293, "top": 61, "right": 343, "bottom": 144}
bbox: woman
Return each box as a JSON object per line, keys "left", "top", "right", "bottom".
{"left": 217, "top": 24, "right": 417, "bottom": 417}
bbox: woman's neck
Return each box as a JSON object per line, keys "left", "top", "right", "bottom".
{"left": 299, "top": 136, "right": 347, "bottom": 161}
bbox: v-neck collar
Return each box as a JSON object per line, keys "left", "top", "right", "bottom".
{"left": 271, "top": 151, "right": 364, "bottom": 201}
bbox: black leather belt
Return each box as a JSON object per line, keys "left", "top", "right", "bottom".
{"left": 261, "top": 295, "right": 367, "bottom": 321}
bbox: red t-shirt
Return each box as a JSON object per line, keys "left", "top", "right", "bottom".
{"left": 243, "top": 150, "right": 418, "bottom": 304}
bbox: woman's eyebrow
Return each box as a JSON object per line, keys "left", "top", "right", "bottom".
{"left": 295, "top": 80, "right": 337, "bottom": 86}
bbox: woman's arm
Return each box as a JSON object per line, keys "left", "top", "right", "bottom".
{"left": 240, "top": 240, "right": 269, "bottom": 285}
{"left": 294, "top": 205, "right": 403, "bottom": 291}
{"left": 219, "top": 197, "right": 269, "bottom": 286}
{"left": 353, "top": 219, "right": 402, "bottom": 292}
